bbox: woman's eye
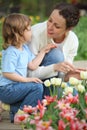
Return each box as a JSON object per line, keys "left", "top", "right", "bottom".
{"left": 48, "top": 19, "right": 52, "bottom": 23}
{"left": 55, "top": 26, "right": 60, "bottom": 29}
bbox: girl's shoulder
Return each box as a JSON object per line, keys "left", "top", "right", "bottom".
{"left": 2, "top": 46, "right": 19, "bottom": 56}
{"left": 23, "top": 44, "right": 32, "bottom": 53}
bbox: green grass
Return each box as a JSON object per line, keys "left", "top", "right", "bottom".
{"left": 73, "top": 16, "right": 87, "bottom": 60}
{"left": 0, "top": 16, "right": 87, "bottom": 60}
{"left": 0, "top": 22, "right": 3, "bottom": 50}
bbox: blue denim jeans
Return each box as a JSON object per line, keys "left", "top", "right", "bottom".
{"left": 41, "top": 47, "right": 64, "bottom": 97}
{"left": 41, "top": 47, "right": 64, "bottom": 66}
{"left": 0, "top": 82, "right": 43, "bottom": 122}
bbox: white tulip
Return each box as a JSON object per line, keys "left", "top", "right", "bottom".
{"left": 80, "top": 71, "right": 87, "bottom": 80}
{"left": 50, "top": 78, "right": 56, "bottom": 85}
{"left": 61, "top": 82, "right": 68, "bottom": 88}
{"left": 55, "top": 78, "right": 62, "bottom": 86}
{"left": 77, "top": 84, "right": 85, "bottom": 93}
{"left": 64, "top": 86, "right": 73, "bottom": 95}
{"left": 69, "top": 77, "right": 79, "bottom": 86}
{"left": 44, "top": 80, "right": 51, "bottom": 87}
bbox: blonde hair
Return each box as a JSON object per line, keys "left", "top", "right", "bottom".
{"left": 2, "top": 13, "right": 31, "bottom": 50}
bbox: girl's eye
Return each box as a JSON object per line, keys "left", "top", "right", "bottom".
{"left": 27, "top": 28, "right": 31, "bottom": 31}
{"left": 26, "top": 27, "right": 31, "bottom": 31}
{"left": 26, "top": 25, "right": 31, "bottom": 31}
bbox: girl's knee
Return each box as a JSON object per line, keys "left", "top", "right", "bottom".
{"left": 37, "top": 84, "right": 43, "bottom": 94}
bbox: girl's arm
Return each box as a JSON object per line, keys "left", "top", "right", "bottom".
{"left": 28, "top": 44, "right": 57, "bottom": 70}
{"left": 3, "top": 72, "right": 42, "bottom": 83}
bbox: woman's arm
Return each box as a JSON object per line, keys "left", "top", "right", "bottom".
{"left": 28, "top": 61, "right": 75, "bottom": 80}
{"left": 28, "top": 64, "right": 57, "bottom": 79}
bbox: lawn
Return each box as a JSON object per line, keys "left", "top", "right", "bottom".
{"left": 73, "top": 16, "right": 87, "bottom": 60}
{"left": 0, "top": 21, "right": 3, "bottom": 50}
{"left": 0, "top": 16, "right": 87, "bottom": 60}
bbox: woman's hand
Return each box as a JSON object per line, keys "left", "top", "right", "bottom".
{"left": 64, "top": 68, "right": 86, "bottom": 82}
{"left": 54, "top": 61, "right": 75, "bottom": 74}
{"left": 64, "top": 71, "right": 80, "bottom": 82}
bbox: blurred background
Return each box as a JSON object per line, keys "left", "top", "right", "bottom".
{"left": 0, "top": 0, "right": 87, "bottom": 61}
{"left": 0, "top": 0, "right": 87, "bottom": 18}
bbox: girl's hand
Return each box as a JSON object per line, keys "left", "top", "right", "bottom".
{"left": 26, "top": 77, "right": 43, "bottom": 83}
{"left": 40, "top": 43, "right": 57, "bottom": 54}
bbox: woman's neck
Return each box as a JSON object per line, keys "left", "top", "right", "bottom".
{"left": 54, "top": 35, "right": 65, "bottom": 43}
{"left": 53, "top": 32, "right": 68, "bottom": 44}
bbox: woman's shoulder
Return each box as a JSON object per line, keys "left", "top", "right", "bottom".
{"left": 69, "top": 31, "right": 78, "bottom": 39}
{"left": 64, "top": 31, "right": 79, "bottom": 48}
{"left": 31, "top": 21, "right": 47, "bottom": 33}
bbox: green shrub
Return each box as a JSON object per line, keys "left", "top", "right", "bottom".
{"left": 74, "top": 16, "right": 87, "bottom": 60}
{"left": 0, "top": 22, "right": 3, "bottom": 50}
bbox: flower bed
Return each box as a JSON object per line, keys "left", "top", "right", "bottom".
{"left": 14, "top": 71, "right": 87, "bottom": 130}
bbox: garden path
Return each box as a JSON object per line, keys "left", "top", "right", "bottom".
{"left": 0, "top": 60, "right": 87, "bottom": 130}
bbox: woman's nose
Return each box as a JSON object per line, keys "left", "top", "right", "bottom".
{"left": 48, "top": 23, "right": 54, "bottom": 30}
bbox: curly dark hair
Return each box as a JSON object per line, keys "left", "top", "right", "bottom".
{"left": 53, "top": 2, "right": 80, "bottom": 28}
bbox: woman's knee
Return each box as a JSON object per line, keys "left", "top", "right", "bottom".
{"left": 41, "top": 48, "right": 64, "bottom": 66}
{"left": 50, "top": 48, "right": 64, "bottom": 62}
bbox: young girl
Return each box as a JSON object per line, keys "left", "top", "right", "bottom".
{"left": 0, "top": 13, "right": 56, "bottom": 123}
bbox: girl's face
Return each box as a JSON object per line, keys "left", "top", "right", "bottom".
{"left": 47, "top": 10, "right": 69, "bottom": 41}
{"left": 23, "top": 25, "right": 32, "bottom": 42}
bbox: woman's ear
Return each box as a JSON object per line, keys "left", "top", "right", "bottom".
{"left": 68, "top": 27, "right": 74, "bottom": 31}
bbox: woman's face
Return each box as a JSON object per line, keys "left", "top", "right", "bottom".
{"left": 47, "top": 10, "right": 69, "bottom": 41}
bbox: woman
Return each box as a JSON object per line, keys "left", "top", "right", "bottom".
{"left": 28, "top": 2, "right": 80, "bottom": 80}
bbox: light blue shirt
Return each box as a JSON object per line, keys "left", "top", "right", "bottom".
{"left": 0, "top": 44, "right": 35, "bottom": 86}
